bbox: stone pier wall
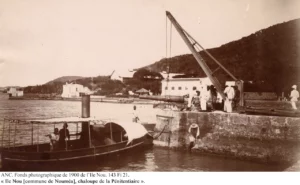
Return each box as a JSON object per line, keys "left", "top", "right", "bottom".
{"left": 153, "top": 110, "right": 300, "bottom": 164}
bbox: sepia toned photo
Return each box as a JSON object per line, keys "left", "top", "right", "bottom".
{"left": 0, "top": 0, "right": 300, "bottom": 172}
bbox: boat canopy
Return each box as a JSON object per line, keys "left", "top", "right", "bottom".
{"left": 104, "top": 121, "right": 148, "bottom": 144}
{"left": 26, "top": 117, "right": 108, "bottom": 123}
{"left": 15, "top": 117, "right": 148, "bottom": 144}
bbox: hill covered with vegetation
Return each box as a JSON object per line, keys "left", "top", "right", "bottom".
{"left": 142, "top": 18, "right": 300, "bottom": 94}
{"left": 23, "top": 18, "right": 300, "bottom": 96}
{"left": 46, "top": 76, "right": 84, "bottom": 85}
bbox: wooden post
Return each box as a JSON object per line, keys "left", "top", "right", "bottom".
{"left": 31, "top": 122, "right": 34, "bottom": 146}
{"left": 65, "top": 123, "right": 68, "bottom": 151}
{"left": 37, "top": 122, "right": 39, "bottom": 152}
{"left": 88, "top": 122, "right": 91, "bottom": 148}
{"left": 13, "top": 120, "right": 17, "bottom": 149}
{"left": 238, "top": 80, "right": 244, "bottom": 107}
{"left": 8, "top": 120, "right": 11, "bottom": 149}
{"left": 1, "top": 119, "right": 5, "bottom": 148}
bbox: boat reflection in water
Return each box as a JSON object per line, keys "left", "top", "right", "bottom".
{"left": 0, "top": 117, "right": 153, "bottom": 171}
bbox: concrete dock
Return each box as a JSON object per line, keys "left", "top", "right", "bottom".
{"left": 153, "top": 110, "right": 300, "bottom": 164}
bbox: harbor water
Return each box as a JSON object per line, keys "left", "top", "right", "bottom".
{"left": 0, "top": 94, "right": 288, "bottom": 171}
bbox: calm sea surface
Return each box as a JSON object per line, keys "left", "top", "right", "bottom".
{"left": 0, "top": 94, "right": 287, "bottom": 171}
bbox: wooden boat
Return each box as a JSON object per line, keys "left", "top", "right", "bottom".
{"left": 0, "top": 117, "right": 153, "bottom": 170}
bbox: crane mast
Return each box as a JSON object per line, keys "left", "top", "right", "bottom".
{"left": 166, "top": 11, "right": 229, "bottom": 100}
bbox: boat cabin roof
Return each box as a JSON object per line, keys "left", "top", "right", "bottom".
{"left": 26, "top": 117, "right": 107, "bottom": 123}
{"left": 3, "top": 117, "right": 149, "bottom": 144}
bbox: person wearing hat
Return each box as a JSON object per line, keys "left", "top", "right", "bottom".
{"left": 290, "top": 85, "right": 299, "bottom": 110}
{"left": 188, "top": 122, "right": 200, "bottom": 151}
{"left": 191, "top": 90, "right": 201, "bottom": 111}
{"left": 187, "top": 87, "right": 197, "bottom": 111}
{"left": 45, "top": 128, "right": 59, "bottom": 151}
{"left": 224, "top": 84, "right": 235, "bottom": 113}
{"left": 200, "top": 86, "right": 209, "bottom": 111}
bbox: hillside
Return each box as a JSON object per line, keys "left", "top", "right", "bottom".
{"left": 46, "top": 76, "right": 84, "bottom": 85}
{"left": 142, "top": 18, "right": 300, "bottom": 94}
{"left": 24, "top": 75, "right": 125, "bottom": 95}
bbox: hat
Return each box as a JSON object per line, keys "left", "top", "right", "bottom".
{"left": 292, "top": 85, "right": 297, "bottom": 89}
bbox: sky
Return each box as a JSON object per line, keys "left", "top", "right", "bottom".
{"left": 0, "top": 0, "right": 300, "bottom": 87}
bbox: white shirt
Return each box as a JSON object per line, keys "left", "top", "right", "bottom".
{"left": 224, "top": 86, "right": 235, "bottom": 99}
{"left": 290, "top": 89, "right": 299, "bottom": 101}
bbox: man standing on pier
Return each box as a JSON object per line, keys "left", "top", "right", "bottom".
{"left": 224, "top": 84, "right": 235, "bottom": 113}
{"left": 290, "top": 85, "right": 299, "bottom": 110}
{"left": 187, "top": 87, "right": 197, "bottom": 111}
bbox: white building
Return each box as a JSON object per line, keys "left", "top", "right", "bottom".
{"left": 160, "top": 71, "right": 185, "bottom": 79}
{"left": 61, "top": 83, "right": 92, "bottom": 98}
{"left": 7, "top": 87, "right": 24, "bottom": 97}
{"left": 110, "top": 70, "right": 135, "bottom": 82}
{"left": 161, "top": 77, "right": 212, "bottom": 96}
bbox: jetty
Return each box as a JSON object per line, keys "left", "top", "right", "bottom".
{"left": 149, "top": 11, "right": 300, "bottom": 166}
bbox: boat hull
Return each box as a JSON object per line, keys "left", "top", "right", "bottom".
{"left": 1, "top": 136, "right": 153, "bottom": 171}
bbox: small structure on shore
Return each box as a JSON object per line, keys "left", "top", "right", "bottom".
{"left": 61, "top": 83, "right": 92, "bottom": 98}
{"left": 7, "top": 87, "right": 23, "bottom": 97}
{"left": 135, "top": 88, "right": 150, "bottom": 95}
{"left": 110, "top": 69, "right": 135, "bottom": 83}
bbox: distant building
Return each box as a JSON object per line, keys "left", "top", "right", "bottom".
{"left": 160, "top": 71, "right": 185, "bottom": 79}
{"left": 61, "top": 83, "right": 92, "bottom": 98}
{"left": 7, "top": 87, "right": 24, "bottom": 97}
{"left": 161, "top": 77, "right": 212, "bottom": 96}
{"left": 110, "top": 69, "right": 136, "bottom": 83}
{"left": 135, "top": 88, "right": 150, "bottom": 95}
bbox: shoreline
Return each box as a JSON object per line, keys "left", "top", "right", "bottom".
{"left": 7, "top": 96, "right": 159, "bottom": 105}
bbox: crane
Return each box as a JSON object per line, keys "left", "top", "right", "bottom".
{"left": 165, "top": 11, "right": 244, "bottom": 106}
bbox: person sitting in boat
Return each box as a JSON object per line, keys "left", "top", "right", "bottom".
{"left": 45, "top": 128, "right": 59, "bottom": 151}
{"left": 58, "top": 123, "right": 70, "bottom": 150}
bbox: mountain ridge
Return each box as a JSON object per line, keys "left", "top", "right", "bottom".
{"left": 46, "top": 76, "right": 85, "bottom": 85}
{"left": 140, "top": 18, "right": 300, "bottom": 93}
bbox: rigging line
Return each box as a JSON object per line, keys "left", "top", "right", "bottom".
{"left": 169, "top": 22, "right": 172, "bottom": 60}
{"left": 166, "top": 15, "right": 168, "bottom": 60}
{"left": 165, "top": 15, "right": 168, "bottom": 97}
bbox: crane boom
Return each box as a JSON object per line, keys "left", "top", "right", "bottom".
{"left": 165, "top": 11, "right": 226, "bottom": 99}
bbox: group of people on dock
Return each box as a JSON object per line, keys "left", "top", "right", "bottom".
{"left": 187, "top": 84, "right": 239, "bottom": 113}
{"left": 186, "top": 84, "right": 299, "bottom": 112}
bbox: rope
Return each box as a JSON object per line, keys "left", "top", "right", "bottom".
{"left": 164, "top": 16, "right": 173, "bottom": 99}
{"left": 153, "top": 124, "right": 168, "bottom": 139}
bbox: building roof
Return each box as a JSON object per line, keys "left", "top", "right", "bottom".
{"left": 110, "top": 70, "right": 136, "bottom": 80}
{"left": 160, "top": 71, "right": 185, "bottom": 79}
{"left": 136, "top": 88, "right": 149, "bottom": 93}
{"left": 161, "top": 77, "right": 213, "bottom": 85}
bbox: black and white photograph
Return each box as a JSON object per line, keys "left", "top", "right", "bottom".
{"left": 0, "top": 0, "right": 300, "bottom": 175}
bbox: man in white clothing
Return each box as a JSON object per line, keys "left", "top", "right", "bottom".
{"left": 187, "top": 87, "right": 197, "bottom": 110}
{"left": 290, "top": 85, "right": 299, "bottom": 110}
{"left": 200, "top": 86, "right": 209, "bottom": 111}
{"left": 224, "top": 85, "right": 235, "bottom": 113}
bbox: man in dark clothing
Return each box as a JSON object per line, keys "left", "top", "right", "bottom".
{"left": 58, "top": 123, "right": 70, "bottom": 150}
{"left": 209, "top": 85, "right": 217, "bottom": 110}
